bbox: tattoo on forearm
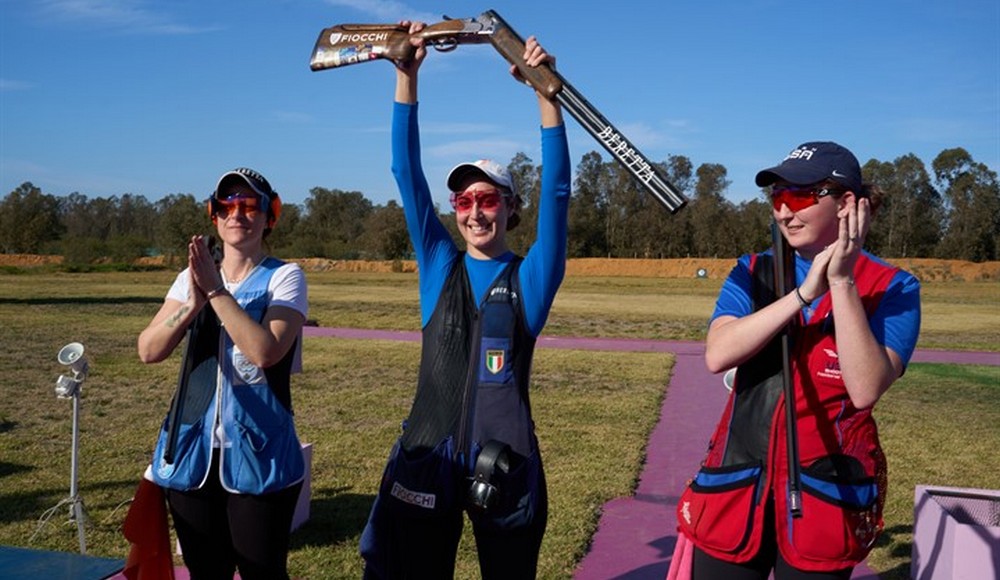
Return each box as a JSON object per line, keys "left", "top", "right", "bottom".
{"left": 166, "top": 305, "right": 192, "bottom": 328}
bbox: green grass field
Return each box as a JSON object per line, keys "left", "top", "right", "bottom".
{"left": 0, "top": 269, "right": 997, "bottom": 579}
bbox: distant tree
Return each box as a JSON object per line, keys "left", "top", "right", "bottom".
{"left": 568, "top": 151, "right": 611, "bottom": 258}
{"left": 296, "top": 188, "right": 373, "bottom": 258}
{"left": 689, "top": 163, "right": 734, "bottom": 258}
{"left": 358, "top": 200, "right": 411, "bottom": 259}
{"left": 621, "top": 161, "right": 671, "bottom": 258}
{"left": 115, "top": 193, "right": 158, "bottom": 242}
{"left": 506, "top": 152, "right": 541, "bottom": 255}
{"left": 57, "top": 193, "right": 118, "bottom": 263}
{"left": 155, "top": 194, "right": 210, "bottom": 265}
{"left": 932, "top": 148, "right": 1000, "bottom": 261}
{"left": 0, "top": 182, "right": 62, "bottom": 253}
{"left": 606, "top": 161, "right": 647, "bottom": 257}
{"left": 863, "top": 155, "right": 942, "bottom": 258}
{"left": 654, "top": 155, "right": 695, "bottom": 258}
{"left": 730, "top": 197, "right": 772, "bottom": 255}
{"left": 264, "top": 202, "right": 301, "bottom": 258}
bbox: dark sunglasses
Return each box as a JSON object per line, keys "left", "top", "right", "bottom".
{"left": 449, "top": 190, "right": 508, "bottom": 212}
{"left": 770, "top": 185, "right": 843, "bottom": 212}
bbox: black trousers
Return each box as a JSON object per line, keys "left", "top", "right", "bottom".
{"left": 165, "top": 454, "right": 302, "bottom": 580}
{"left": 363, "top": 474, "right": 548, "bottom": 580}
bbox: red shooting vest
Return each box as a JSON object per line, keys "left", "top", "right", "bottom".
{"left": 677, "top": 253, "right": 898, "bottom": 572}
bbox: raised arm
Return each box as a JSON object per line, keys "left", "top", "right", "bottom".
{"left": 516, "top": 37, "right": 571, "bottom": 336}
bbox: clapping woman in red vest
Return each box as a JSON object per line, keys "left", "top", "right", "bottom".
{"left": 675, "top": 142, "right": 921, "bottom": 579}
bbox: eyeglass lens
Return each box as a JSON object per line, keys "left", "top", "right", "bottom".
{"left": 451, "top": 191, "right": 504, "bottom": 212}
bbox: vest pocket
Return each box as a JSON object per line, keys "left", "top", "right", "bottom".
{"left": 229, "top": 419, "right": 305, "bottom": 493}
{"left": 677, "top": 462, "right": 762, "bottom": 553}
{"left": 380, "top": 436, "right": 461, "bottom": 519}
{"left": 153, "top": 418, "right": 208, "bottom": 487}
{"left": 791, "top": 455, "right": 880, "bottom": 562}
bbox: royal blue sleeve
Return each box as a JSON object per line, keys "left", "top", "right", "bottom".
{"left": 711, "top": 252, "right": 921, "bottom": 368}
{"left": 870, "top": 269, "right": 921, "bottom": 367}
{"left": 392, "top": 102, "right": 459, "bottom": 327}
{"left": 519, "top": 124, "right": 571, "bottom": 337}
{"left": 710, "top": 255, "right": 754, "bottom": 323}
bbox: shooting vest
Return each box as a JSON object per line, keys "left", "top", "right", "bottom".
{"left": 401, "top": 255, "right": 537, "bottom": 461}
{"left": 366, "top": 256, "right": 542, "bottom": 528}
{"left": 678, "top": 252, "right": 898, "bottom": 572}
{"left": 151, "top": 257, "right": 304, "bottom": 494}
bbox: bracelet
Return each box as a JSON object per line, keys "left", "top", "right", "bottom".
{"left": 206, "top": 284, "right": 229, "bottom": 300}
{"left": 794, "top": 287, "right": 811, "bottom": 308}
{"left": 830, "top": 277, "right": 856, "bottom": 288}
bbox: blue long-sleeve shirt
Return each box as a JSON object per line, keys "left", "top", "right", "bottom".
{"left": 391, "top": 101, "right": 571, "bottom": 336}
{"left": 711, "top": 251, "right": 922, "bottom": 366}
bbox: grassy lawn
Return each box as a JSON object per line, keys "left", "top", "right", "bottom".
{"left": 0, "top": 268, "right": 997, "bottom": 579}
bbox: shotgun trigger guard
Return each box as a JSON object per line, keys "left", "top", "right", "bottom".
{"left": 430, "top": 38, "right": 458, "bottom": 52}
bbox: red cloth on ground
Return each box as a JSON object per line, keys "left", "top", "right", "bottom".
{"left": 122, "top": 478, "right": 175, "bottom": 580}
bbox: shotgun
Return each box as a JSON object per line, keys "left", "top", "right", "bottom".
{"left": 310, "top": 11, "right": 688, "bottom": 214}
{"left": 163, "top": 237, "right": 221, "bottom": 464}
{"left": 771, "top": 221, "right": 803, "bottom": 518}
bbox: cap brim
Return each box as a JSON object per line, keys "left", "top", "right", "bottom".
{"left": 215, "top": 171, "right": 269, "bottom": 200}
{"left": 754, "top": 166, "right": 829, "bottom": 188}
{"left": 447, "top": 164, "right": 494, "bottom": 192}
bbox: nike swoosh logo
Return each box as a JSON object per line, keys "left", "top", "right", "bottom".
{"left": 832, "top": 170, "right": 847, "bottom": 178}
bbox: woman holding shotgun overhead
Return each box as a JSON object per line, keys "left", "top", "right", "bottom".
{"left": 674, "top": 142, "right": 920, "bottom": 579}
{"left": 357, "top": 21, "right": 570, "bottom": 580}
{"left": 137, "top": 167, "right": 307, "bottom": 580}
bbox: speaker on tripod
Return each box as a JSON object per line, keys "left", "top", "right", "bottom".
{"left": 32, "top": 342, "right": 90, "bottom": 554}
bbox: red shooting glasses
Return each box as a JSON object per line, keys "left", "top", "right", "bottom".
{"left": 770, "top": 185, "right": 842, "bottom": 212}
{"left": 449, "top": 190, "right": 508, "bottom": 212}
{"left": 211, "top": 193, "right": 264, "bottom": 220}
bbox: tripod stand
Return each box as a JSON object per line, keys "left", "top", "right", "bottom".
{"left": 31, "top": 343, "right": 90, "bottom": 554}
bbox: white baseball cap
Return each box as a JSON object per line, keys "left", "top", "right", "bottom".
{"left": 446, "top": 159, "right": 516, "bottom": 195}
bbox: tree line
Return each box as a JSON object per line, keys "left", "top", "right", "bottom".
{"left": 2, "top": 146, "right": 997, "bottom": 265}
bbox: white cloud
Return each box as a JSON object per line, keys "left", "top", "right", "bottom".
{"left": 321, "top": 0, "right": 440, "bottom": 24}
{"left": 0, "top": 79, "right": 34, "bottom": 92}
{"left": 272, "top": 110, "right": 316, "bottom": 125}
{"left": 34, "top": 0, "right": 215, "bottom": 35}
{"left": 427, "top": 138, "right": 526, "bottom": 161}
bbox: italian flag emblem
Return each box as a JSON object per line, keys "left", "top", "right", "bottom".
{"left": 485, "top": 349, "right": 505, "bottom": 374}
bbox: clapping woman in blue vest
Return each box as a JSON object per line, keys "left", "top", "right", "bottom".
{"left": 138, "top": 167, "right": 308, "bottom": 580}
{"left": 358, "top": 22, "right": 571, "bottom": 580}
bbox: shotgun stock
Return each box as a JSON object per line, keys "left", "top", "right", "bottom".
{"left": 310, "top": 10, "right": 688, "bottom": 213}
{"left": 310, "top": 17, "right": 492, "bottom": 70}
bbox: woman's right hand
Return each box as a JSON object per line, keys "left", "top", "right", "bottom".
{"left": 395, "top": 21, "right": 427, "bottom": 74}
{"left": 799, "top": 243, "right": 833, "bottom": 303}
{"left": 394, "top": 21, "right": 426, "bottom": 104}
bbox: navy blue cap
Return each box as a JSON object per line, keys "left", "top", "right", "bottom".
{"left": 755, "top": 141, "right": 863, "bottom": 194}
{"left": 214, "top": 167, "right": 275, "bottom": 205}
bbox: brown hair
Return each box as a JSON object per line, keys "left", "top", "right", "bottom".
{"left": 506, "top": 192, "right": 523, "bottom": 231}
{"left": 860, "top": 183, "right": 883, "bottom": 215}
{"left": 825, "top": 180, "right": 882, "bottom": 216}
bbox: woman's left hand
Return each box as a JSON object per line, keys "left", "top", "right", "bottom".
{"left": 187, "top": 235, "right": 223, "bottom": 299}
{"left": 827, "top": 193, "right": 870, "bottom": 282}
{"left": 510, "top": 36, "right": 555, "bottom": 83}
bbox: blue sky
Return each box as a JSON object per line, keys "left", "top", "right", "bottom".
{"left": 1, "top": 0, "right": 997, "bottom": 210}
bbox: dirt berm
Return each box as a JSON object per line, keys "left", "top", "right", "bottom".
{"left": 2, "top": 255, "right": 997, "bottom": 282}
